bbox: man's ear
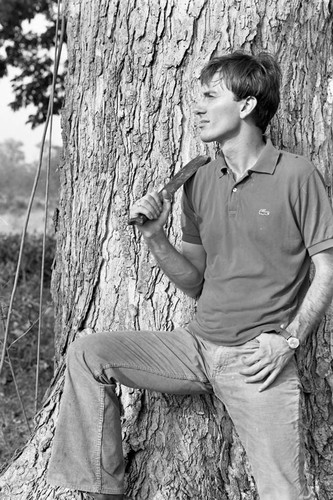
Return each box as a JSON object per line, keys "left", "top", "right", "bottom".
{"left": 240, "top": 96, "right": 257, "bottom": 119}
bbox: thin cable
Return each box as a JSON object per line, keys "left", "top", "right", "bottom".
{"left": 0, "top": 2, "right": 66, "bottom": 377}
{"left": 0, "top": 112, "right": 50, "bottom": 377}
{"left": 0, "top": 303, "right": 31, "bottom": 435}
{"left": 8, "top": 316, "right": 40, "bottom": 349}
{"left": 7, "top": 350, "right": 32, "bottom": 435}
{"left": 35, "top": 0, "right": 63, "bottom": 414}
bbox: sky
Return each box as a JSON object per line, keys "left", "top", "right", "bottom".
{"left": 0, "top": 14, "right": 62, "bottom": 163}
{"left": 0, "top": 76, "right": 62, "bottom": 162}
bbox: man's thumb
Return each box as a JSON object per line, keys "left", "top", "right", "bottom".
{"left": 161, "top": 189, "right": 173, "bottom": 202}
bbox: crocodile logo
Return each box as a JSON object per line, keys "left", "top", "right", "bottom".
{"left": 258, "top": 209, "right": 270, "bottom": 216}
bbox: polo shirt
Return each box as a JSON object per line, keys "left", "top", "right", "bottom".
{"left": 181, "top": 140, "right": 333, "bottom": 346}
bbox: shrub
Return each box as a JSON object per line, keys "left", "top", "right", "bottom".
{"left": 0, "top": 233, "right": 55, "bottom": 285}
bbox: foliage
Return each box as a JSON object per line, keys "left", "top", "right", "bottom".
{"left": 0, "top": 233, "right": 55, "bottom": 465}
{"left": 0, "top": 233, "right": 55, "bottom": 284}
{"left": 0, "top": 137, "right": 58, "bottom": 462}
{"left": 0, "top": 137, "right": 58, "bottom": 463}
{"left": 0, "top": 0, "right": 66, "bottom": 127}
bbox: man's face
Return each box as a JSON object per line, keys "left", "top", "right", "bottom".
{"left": 194, "top": 75, "right": 243, "bottom": 144}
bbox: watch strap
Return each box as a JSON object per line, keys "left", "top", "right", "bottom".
{"left": 278, "top": 328, "right": 291, "bottom": 341}
{"left": 278, "top": 327, "right": 300, "bottom": 349}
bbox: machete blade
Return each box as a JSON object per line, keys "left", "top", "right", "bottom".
{"left": 128, "top": 155, "right": 211, "bottom": 226}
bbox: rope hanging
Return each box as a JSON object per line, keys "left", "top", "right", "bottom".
{"left": 35, "top": 0, "right": 65, "bottom": 414}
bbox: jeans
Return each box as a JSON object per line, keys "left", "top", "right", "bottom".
{"left": 47, "top": 328, "right": 312, "bottom": 499}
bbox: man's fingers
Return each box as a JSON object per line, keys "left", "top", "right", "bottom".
{"left": 149, "top": 191, "right": 164, "bottom": 209}
{"left": 241, "top": 352, "right": 261, "bottom": 366}
{"left": 258, "top": 369, "right": 280, "bottom": 392}
{"left": 242, "top": 364, "right": 271, "bottom": 382}
{"left": 132, "top": 193, "right": 162, "bottom": 220}
{"left": 143, "top": 193, "right": 163, "bottom": 213}
{"left": 239, "top": 360, "right": 262, "bottom": 375}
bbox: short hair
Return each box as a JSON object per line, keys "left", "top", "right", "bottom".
{"left": 200, "top": 51, "right": 281, "bottom": 132}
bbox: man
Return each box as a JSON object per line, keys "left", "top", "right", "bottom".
{"left": 48, "top": 51, "right": 333, "bottom": 500}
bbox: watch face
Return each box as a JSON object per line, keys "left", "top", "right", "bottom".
{"left": 288, "top": 337, "right": 300, "bottom": 349}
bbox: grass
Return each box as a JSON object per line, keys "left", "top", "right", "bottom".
{"left": 0, "top": 233, "right": 55, "bottom": 466}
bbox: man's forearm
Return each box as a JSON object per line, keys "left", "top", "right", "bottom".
{"left": 287, "top": 255, "right": 333, "bottom": 344}
{"left": 144, "top": 230, "right": 203, "bottom": 298}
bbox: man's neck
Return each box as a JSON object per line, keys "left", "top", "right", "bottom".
{"left": 221, "top": 131, "right": 266, "bottom": 181}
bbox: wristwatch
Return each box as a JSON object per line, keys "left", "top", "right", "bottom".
{"left": 278, "top": 327, "right": 300, "bottom": 349}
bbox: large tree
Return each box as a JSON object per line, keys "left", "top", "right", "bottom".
{"left": 0, "top": 0, "right": 333, "bottom": 498}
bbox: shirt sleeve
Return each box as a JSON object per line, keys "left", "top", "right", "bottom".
{"left": 181, "top": 178, "right": 202, "bottom": 245}
{"left": 295, "top": 168, "right": 333, "bottom": 256}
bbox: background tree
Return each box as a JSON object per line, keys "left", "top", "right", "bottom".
{"left": 0, "top": 0, "right": 333, "bottom": 499}
{"left": 0, "top": 139, "right": 60, "bottom": 212}
{"left": 0, "top": 0, "right": 66, "bottom": 127}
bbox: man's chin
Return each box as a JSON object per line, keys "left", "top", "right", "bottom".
{"left": 199, "top": 133, "right": 215, "bottom": 143}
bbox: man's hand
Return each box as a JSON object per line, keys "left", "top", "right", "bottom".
{"left": 239, "top": 333, "right": 295, "bottom": 392}
{"left": 129, "top": 189, "right": 172, "bottom": 239}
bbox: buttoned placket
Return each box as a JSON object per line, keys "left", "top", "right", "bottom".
{"left": 223, "top": 169, "right": 252, "bottom": 217}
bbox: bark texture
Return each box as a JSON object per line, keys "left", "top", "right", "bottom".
{"left": 1, "top": 0, "right": 333, "bottom": 498}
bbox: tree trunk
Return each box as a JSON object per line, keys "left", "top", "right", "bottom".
{"left": 1, "top": 0, "right": 333, "bottom": 498}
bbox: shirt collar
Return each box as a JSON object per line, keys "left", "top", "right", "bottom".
{"left": 249, "top": 139, "right": 280, "bottom": 175}
{"left": 217, "top": 138, "right": 280, "bottom": 176}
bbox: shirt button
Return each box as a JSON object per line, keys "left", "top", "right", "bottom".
{"left": 232, "top": 187, "right": 238, "bottom": 192}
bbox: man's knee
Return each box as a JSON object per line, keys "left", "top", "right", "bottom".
{"left": 66, "top": 332, "right": 114, "bottom": 373}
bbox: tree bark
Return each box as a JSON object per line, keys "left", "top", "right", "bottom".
{"left": 1, "top": 0, "right": 333, "bottom": 498}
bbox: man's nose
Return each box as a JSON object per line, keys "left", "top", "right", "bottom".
{"left": 193, "top": 100, "right": 206, "bottom": 115}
